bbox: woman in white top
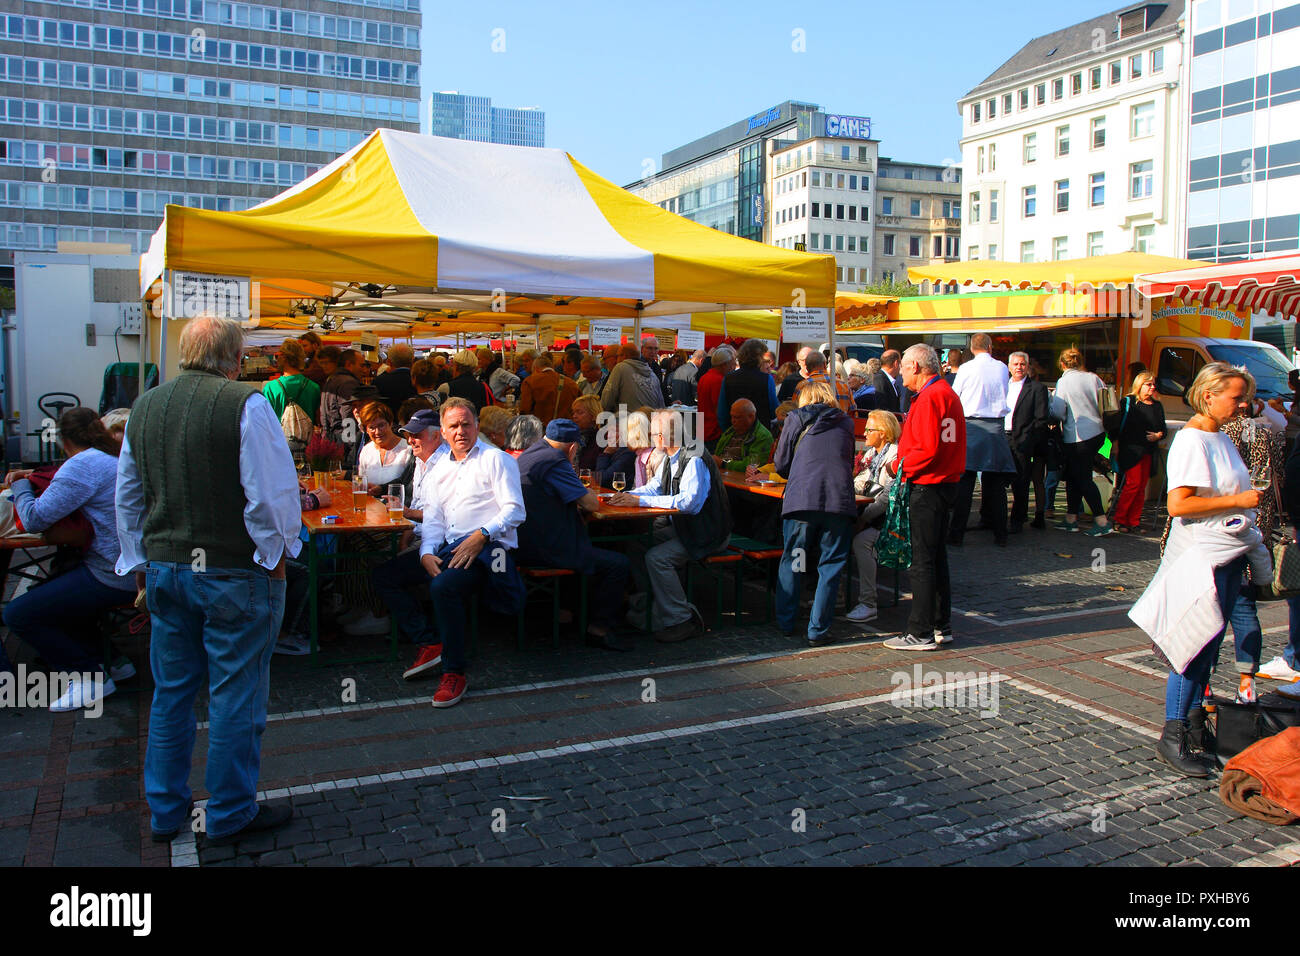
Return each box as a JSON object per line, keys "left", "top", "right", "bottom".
{"left": 1052, "top": 348, "right": 1112, "bottom": 536}
{"left": 355, "top": 401, "right": 415, "bottom": 495}
{"left": 1152, "top": 362, "right": 1261, "bottom": 777}
{"left": 846, "top": 410, "right": 900, "bottom": 625}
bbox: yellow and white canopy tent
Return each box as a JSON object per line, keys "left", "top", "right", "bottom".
{"left": 139, "top": 128, "right": 834, "bottom": 375}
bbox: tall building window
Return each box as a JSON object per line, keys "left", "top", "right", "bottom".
{"left": 1087, "top": 231, "right": 1103, "bottom": 256}
{"left": 978, "top": 146, "right": 985, "bottom": 173}
{"left": 969, "top": 245, "right": 980, "bottom": 260}
{"left": 908, "top": 198, "right": 920, "bottom": 216}
{"left": 1071, "top": 72, "right": 1083, "bottom": 95}
{"left": 1134, "top": 223, "right": 1155, "bottom": 252}
{"left": 1130, "top": 160, "right": 1153, "bottom": 198}
{"left": 881, "top": 196, "right": 893, "bottom": 214}
{"left": 1002, "top": 93, "right": 1012, "bottom": 114}
{"left": 1130, "top": 53, "right": 1143, "bottom": 79}
{"left": 988, "top": 243, "right": 998, "bottom": 259}
{"left": 1089, "top": 66, "right": 1102, "bottom": 90}
{"left": 1023, "top": 132, "right": 1037, "bottom": 163}
{"left": 1091, "top": 116, "right": 1106, "bottom": 149}
{"left": 1131, "top": 102, "right": 1154, "bottom": 138}
{"left": 1151, "top": 48, "right": 1164, "bottom": 73}
{"left": 989, "top": 143, "right": 997, "bottom": 171}
{"left": 934, "top": 235, "right": 944, "bottom": 257}
{"left": 909, "top": 236, "right": 922, "bottom": 257}
{"left": 1055, "top": 179, "right": 1069, "bottom": 212}
{"left": 970, "top": 191, "right": 980, "bottom": 223}
{"left": 987, "top": 98, "right": 997, "bottom": 119}
{"left": 1090, "top": 172, "right": 1105, "bottom": 207}
{"left": 884, "top": 234, "right": 896, "bottom": 256}
{"left": 859, "top": 146, "right": 869, "bottom": 162}
{"left": 811, "top": 171, "right": 820, "bottom": 186}
{"left": 1023, "top": 185, "right": 1037, "bottom": 217}
{"left": 972, "top": 102, "right": 981, "bottom": 123}
{"left": 1035, "top": 82, "right": 1046, "bottom": 105}
{"left": 1053, "top": 237, "right": 1068, "bottom": 260}
{"left": 1019, "top": 88, "right": 1030, "bottom": 110}
{"left": 1053, "top": 77, "right": 1064, "bottom": 100}
{"left": 989, "top": 189, "right": 999, "bottom": 222}
{"left": 1110, "top": 60, "right": 1121, "bottom": 84}
{"left": 1056, "top": 125, "right": 1070, "bottom": 157}
{"left": 1021, "top": 240, "right": 1035, "bottom": 263}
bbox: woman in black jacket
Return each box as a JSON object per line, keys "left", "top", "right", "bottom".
{"left": 1113, "top": 371, "right": 1166, "bottom": 532}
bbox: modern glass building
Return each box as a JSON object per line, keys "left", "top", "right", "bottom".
{"left": 0, "top": 0, "right": 423, "bottom": 286}
{"left": 426, "top": 91, "right": 544, "bottom": 148}
{"left": 1185, "top": 0, "right": 1300, "bottom": 260}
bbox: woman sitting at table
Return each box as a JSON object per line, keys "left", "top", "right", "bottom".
{"left": 2, "top": 407, "right": 138, "bottom": 711}
{"left": 355, "top": 401, "right": 414, "bottom": 497}
{"left": 625, "top": 410, "right": 655, "bottom": 487}
{"left": 594, "top": 415, "right": 637, "bottom": 489}
{"left": 846, "top": 410, "right": 900, "bottom": 626}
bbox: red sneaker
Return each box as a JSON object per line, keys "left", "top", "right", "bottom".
{"left": 402, "top": 643, "right": 443, "bottom": 681}
{"left": 432, "top": 672, "right": 467, "bottom": 708}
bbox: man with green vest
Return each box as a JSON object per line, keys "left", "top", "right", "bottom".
{"left": 115, "top": 316, "right": 302, "bottom": 846}
{"left": 713, "top": 399, "right": 774, "bottom": 472}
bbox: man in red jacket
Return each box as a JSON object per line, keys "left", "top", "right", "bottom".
{"left": 697, "top": 345, "right": 735, "bottom": 452}
{"left": 885, "top": 343, "right": 966, "bottom": 652}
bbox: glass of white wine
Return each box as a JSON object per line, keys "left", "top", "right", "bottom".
{"left": 1250, "top": 459, "right": 1271, "bottom": 492}
{"left": 611, "top": 472, "right": 626, "bottom": 493}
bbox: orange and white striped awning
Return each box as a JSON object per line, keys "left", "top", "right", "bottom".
{"left": 1135, "top": 253, "right": 1300, "bottom": 320}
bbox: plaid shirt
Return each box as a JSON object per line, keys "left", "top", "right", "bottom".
{"left": 796, "top": 371, "right": 855, "bottom": 414}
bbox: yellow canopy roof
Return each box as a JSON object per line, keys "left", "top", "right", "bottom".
{"left": 908, "top": 252, "right": 1204, "bottom": 291}
{"left": 141, "top": 128, "right": 835, "bottom": 315}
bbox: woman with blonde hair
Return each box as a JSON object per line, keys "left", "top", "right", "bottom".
{"left": 847, "top": 410, "right": 901, "bottom": 625}
{"left": 1131, "top": 362, "right": 1265, "bottom": 776}
{"left": 1111, "top": 370, "right": 1166, "bottom": 532}
{"left": 625, "top": 410, "right": 655, "bottom": 486}
{"left": 1053, "top": 347, "right": 1111, "bottom": 535}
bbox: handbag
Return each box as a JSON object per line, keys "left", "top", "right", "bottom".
{"left": 1260, "top": 469, "right": 1300, "bottom": 600}
{"left": 1210, "top": 695, "right": 1300, "bottom": 762}
{"left": 875, "top": 457, "right": 912, "bottom": 570}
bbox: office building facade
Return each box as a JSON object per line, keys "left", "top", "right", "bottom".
{"left": 1184, "top": 0, "right": 1300, "bottom": 261}
{"left": 873, "top": 159, "right": 963, "bottom": 282}
{"left": 958, "top": 2, "right": 1186, "bottom": 263}
{"left": 0, "top": 0, "right": 423, "bottom": 285}
{"left": 425, "top": 91, "right": 544, "bottom": 148}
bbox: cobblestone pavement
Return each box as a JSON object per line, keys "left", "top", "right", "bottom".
{"left": 3, "top": 515, "right": 1299, "bottom": 867}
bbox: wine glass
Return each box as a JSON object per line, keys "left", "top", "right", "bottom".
{"left": 579, "top": 468, "right": 593, "bottom": 489}
{"left": 1250, "top": 459, "right": 1271, "bottom": 492}
{"left": 611, "top": 472, "right": 626, "bottom": 493}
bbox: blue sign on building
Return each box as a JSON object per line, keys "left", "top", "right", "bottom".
{"left": 825, "top": 114, "right": 872, "bottom": 139}
{"left": 746, "top": 106, "right": 782, "bottom": 132}
{"left": 752, "top": 193, "right": 764, "bottom": 227}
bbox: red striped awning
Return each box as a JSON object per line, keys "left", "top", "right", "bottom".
{"left": 1135, "top": 253, "right": 1300, "bottom": 320}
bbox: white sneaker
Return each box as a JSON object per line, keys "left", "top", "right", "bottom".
{"left": 1277, "top": 681, "right": 1300, "bottom": 700}
{"left": 108, "top": 656, "right": 136, "bottom": 682}
{"left": 1257, "top": 655, "right": 1300, "bottom": 681}
{"left": 342, "top": 612, "right": 391, "bottom": 637}
{"left": 336, "top": 605, "right": 370, "bottom": 626}
{"left": 845, "top": 603, "right": 878, "bottom": 624}
{"left": 50, "top": 675, "right": 116, "bottom": 713}
{"left": 274, "top": 634, "right": 311, "bottom": 656}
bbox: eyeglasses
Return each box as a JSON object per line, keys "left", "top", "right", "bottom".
{"left": 866, "top": 427, "right": 883, "bottom": 433}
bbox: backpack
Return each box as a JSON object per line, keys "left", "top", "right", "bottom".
{"left": 279, "top": 379, "right": 313, "bottom": 448}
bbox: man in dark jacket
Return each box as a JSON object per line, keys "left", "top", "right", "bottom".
{"left": 1006, "top": 350, "right": 1051, "bottom": 532}
{"left": 375, "top": 343, "right": 417, "bottom": 416}
{"left": 608, "top": 409, "right": 731, "bottom": 642}
{"left": 516, "top": 419, "right": 630, "bottom": 649}
{"left": 773, "top": 382, "right": 856, "bottom": 647}
{"left": 872, "top": 349, "right": 906, "bottom": 413}
{"left": 322, "top": 349, "right": 364, "bottom": 450}
{"left": 720, "top": 338, "right": 779, "bottom": 428}
{"left": 447, "top": 349, "right": 491, "bottom": 412}
{"left": 639, "top": 336, "right": 671, "bottom": 406}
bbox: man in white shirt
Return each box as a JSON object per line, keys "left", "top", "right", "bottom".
{"left": 116, "top": 316, "right": 302, "bottom": 845}
{"left": 949, "top": 333, "right": 1018, "bottom": 546}
{"left": 608, "top": 409, "right": 731, "bottom": 642}
{"left": 418, "top": 397, "right": 526, "bottom": 708}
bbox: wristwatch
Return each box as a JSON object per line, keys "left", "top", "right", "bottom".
{"left": 478, "top": 527, "right": 491, "bottom": 541}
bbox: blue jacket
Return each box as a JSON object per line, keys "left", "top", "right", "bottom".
{"left": 773, "top": 402, "right": 856, "bottom": 518}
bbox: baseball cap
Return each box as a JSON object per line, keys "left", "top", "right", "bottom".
{"left": 399, "top": 408, "right": 440, "bottom": 435}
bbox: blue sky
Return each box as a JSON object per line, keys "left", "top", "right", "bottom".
{"left": 420, "top": 0, "right": 1129, "bottom": 185}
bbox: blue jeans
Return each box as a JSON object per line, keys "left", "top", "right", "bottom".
{"left": 1165, "top": 556, "right": 1246, "bottom": 721}
{"left": 1229, "top": 582, "right": 1262, "bottom": 674}
{"left": 373, "top": 548, "right": 435, "bottom": 645}
{"left": 1286, "top": 597, "right": 1300, "bottom": 670}
{"left": 143, "top": 562, "right": 285, "bottom": 839}
{"left": 3, "top": 563, "right": 134, "bottom": 674}
{"left": 776, "top": 512, "right": 852, "bottom": 640}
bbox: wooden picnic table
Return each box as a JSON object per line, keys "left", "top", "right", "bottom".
{"left": 301, "top": 478, "right": 412, "bottom": 664}
{"left": 719, "top": 470, "right": 873, "bottom": 505}
{"left": 0, "top": 533, "right": 53, "bottom": 600}
{"left": 585, "top": 489, "right": 679, "bottom": 631}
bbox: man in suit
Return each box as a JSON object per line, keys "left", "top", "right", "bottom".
{"left": 1005, "top": 350, "right": 1051, "bottom": 532}
{"left": 872, "top": 349, "right": 906, "bottom": 413}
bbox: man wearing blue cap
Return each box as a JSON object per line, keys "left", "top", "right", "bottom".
{"left": 368, "top": 407, "right": 450, "bottom": 676}
{"left": 515, "top": 419, "right": 631, "bottom": 649}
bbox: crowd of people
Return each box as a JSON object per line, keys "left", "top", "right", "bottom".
{"left": 6, "top": 315, "right": 1300, "bottom": 842}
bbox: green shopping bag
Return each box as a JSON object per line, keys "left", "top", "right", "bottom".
{"left": 875, "top": 460, "right": 912, "bottom": 570}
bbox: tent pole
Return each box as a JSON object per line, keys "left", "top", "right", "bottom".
{"left": 138, "top": 288, "right": 148, "bottom": 403}
{"left": 722, "top": 306, "right": 728, "bottom": 340}
{"left": 158, "top": 268, "right": 170, "bottom": 385}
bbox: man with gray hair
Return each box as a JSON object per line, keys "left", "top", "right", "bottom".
{"left": 883, "top": 343, "right": 966, "bottom": 652}
{"left": 1005, "top": 350, "right": 1051, "bottom": 531}
{"left": 116, "top": 315, "right": 301, "bottom": 844}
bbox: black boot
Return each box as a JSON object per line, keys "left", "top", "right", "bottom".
{"left": 1186, "top": 706, "right": 1215, "bottom": 759}
{"left": 1156, "top": 719, "right": 1211, "bottom": 778}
